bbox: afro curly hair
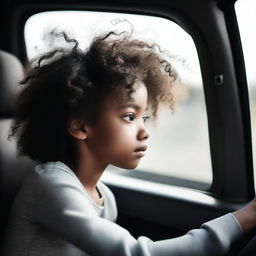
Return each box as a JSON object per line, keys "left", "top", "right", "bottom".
{"left": 9, "top": 31, "right": 180, "bottom": 164}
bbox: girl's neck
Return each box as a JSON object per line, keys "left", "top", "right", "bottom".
{"left": 65, "top": 158, "right": 105, "bottom": 206}
{"left": 67, "top": 140, "right": 107, "bottom": 191}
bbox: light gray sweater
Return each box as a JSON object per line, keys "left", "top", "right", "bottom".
{"left": 1, "top": 161, "right": 242, "bottom": 256}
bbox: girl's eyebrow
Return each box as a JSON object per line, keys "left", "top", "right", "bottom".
{"left": 117, "top": 103, "right": 148, "bottom": 111}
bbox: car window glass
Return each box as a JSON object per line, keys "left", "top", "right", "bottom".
{"left": 24, "top": 11, "right": 212, "bottom": 188}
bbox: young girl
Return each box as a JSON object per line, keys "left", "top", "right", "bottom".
{"left": 1, "top": 31, "right": 256, "bottom": 256}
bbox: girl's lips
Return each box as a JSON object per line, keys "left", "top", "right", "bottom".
{"left": 134, "top": 146, "right": 147, "bottom": 157}
{"left": 135, "top": 145, "right": 147, "bottom": 152}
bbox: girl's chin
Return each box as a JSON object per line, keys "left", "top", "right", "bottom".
{"left": 115, "top": 160, "right": 140, "bottom": 170}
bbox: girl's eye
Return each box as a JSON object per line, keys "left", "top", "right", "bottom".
{"left": 143, "top": 115, "right": 150, "bottom": 123}
{"left": 123, "top": 113, "right": 135, "bottom": 122}
{"left": 123, "top": 113, "right": 150, "bottom": 123}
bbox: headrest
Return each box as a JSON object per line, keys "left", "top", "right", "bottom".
{"left": 0, "top": 50, "right": 24, "bottom": 118}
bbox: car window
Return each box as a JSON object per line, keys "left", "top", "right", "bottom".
{"left": 235, "top": 0, "right": 256, "bottom": 191}
{"left": 24, "top": 10, "right": 212, "bottom": 188}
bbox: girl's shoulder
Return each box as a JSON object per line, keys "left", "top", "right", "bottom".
{"left": 34, "top": 161, "right": 117, "bottom": 210}
{"left": 32, "top": 161, "right": 118, "bottom": 220}
{"left": 33, "top": 161, "right": 95, "bottom": 187}
{"left": 16, "top": 161, "right": 86, "bottom": 201}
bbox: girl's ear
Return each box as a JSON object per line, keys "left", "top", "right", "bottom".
{"left": 68, "top": 119, "right": 87, "bottom": 140}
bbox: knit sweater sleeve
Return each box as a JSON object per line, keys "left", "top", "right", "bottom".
{"left": 32, "top": 165, "right": 242, "bottom": 256}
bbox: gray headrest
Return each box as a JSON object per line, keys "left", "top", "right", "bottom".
{"left": 0, "top": 50, "right": 24, "bottom": 118}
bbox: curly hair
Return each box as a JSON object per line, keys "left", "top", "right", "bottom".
{"left": 9, "top": 31, "right": 179, "bottom": 163}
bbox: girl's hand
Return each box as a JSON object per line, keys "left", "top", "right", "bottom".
{"left": 233, "top": 198, "right": 256, "bottom": 233}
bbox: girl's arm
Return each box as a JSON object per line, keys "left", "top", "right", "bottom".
{"left": 32, "top": 168, "right": 243, "bottom": 256}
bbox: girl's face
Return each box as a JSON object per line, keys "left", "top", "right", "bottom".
{"left": 85, "top": 81, "right": 150, "bottom": 169}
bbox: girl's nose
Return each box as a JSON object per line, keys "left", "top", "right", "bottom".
{"left": 137, "top": 126, "right": 150, "bottom": 141}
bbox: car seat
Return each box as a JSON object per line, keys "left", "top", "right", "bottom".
{"left": 0, "top": 50, "right": 35, "bottom": 241}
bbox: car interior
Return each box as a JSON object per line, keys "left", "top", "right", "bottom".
{"left": 0, "top": 0, "right": 256, "bottom": 255}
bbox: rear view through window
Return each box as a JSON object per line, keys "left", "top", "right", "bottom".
{"left": 24, "top": 11, "right": 212, "bottom": 188}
